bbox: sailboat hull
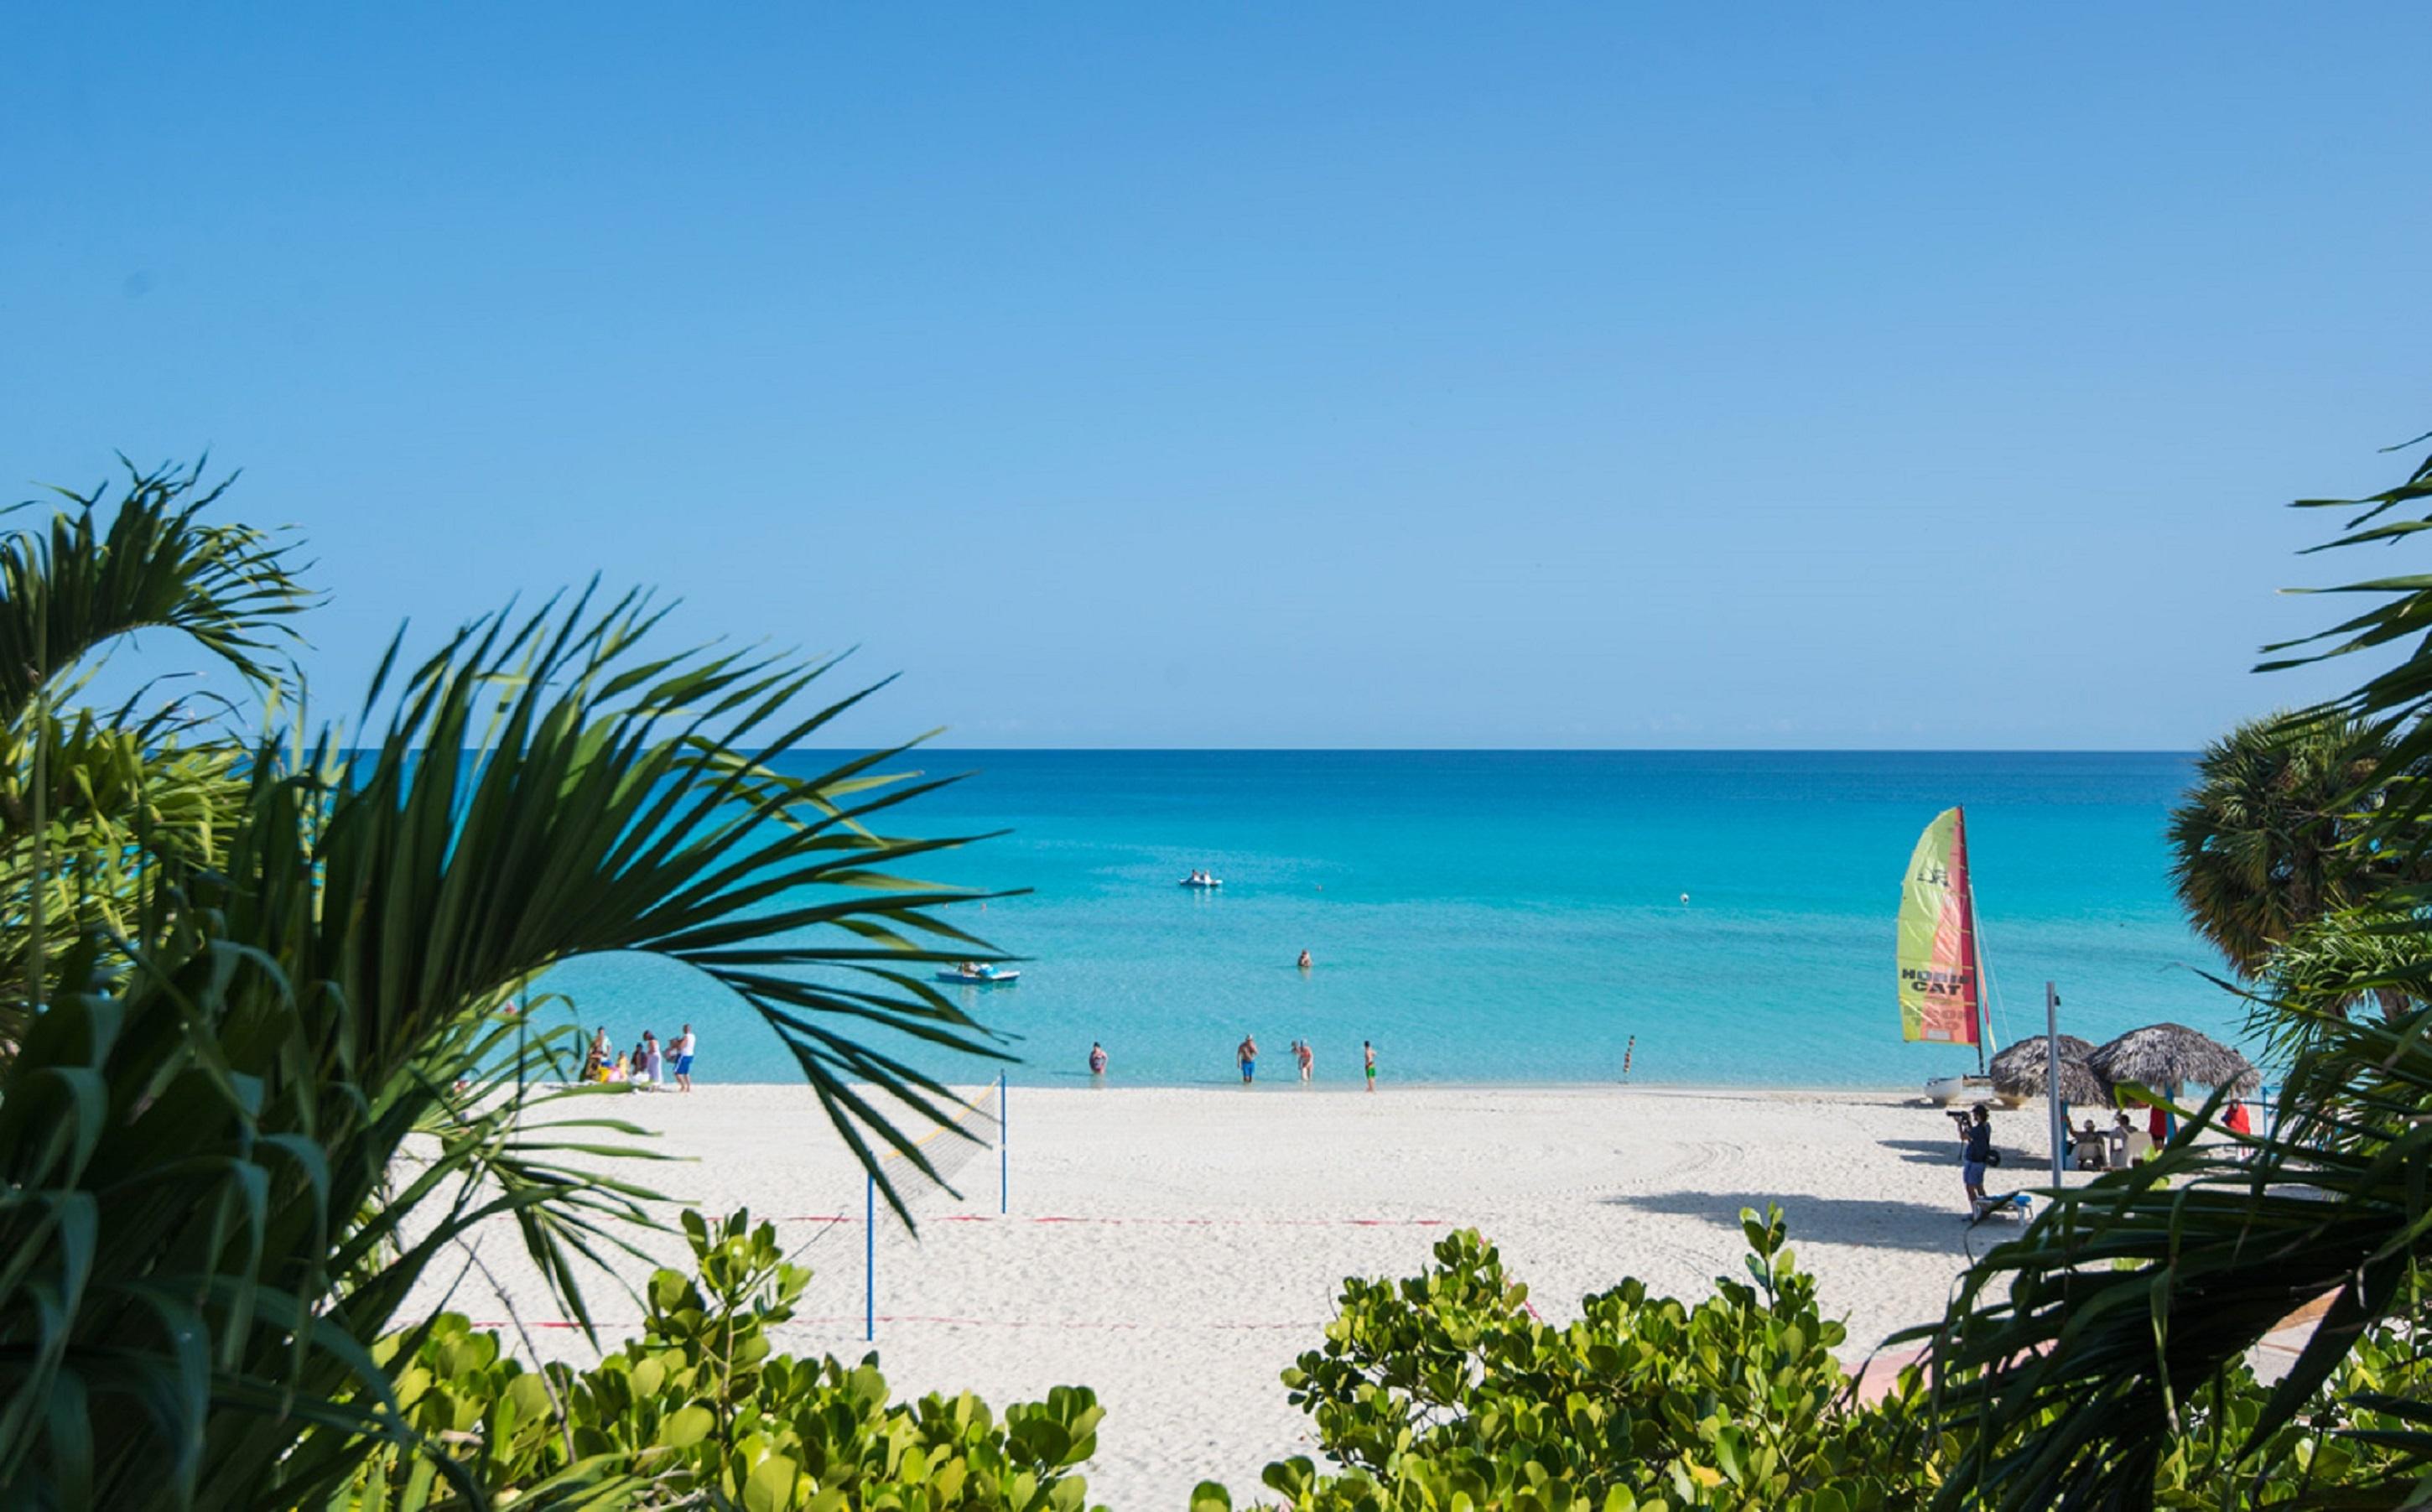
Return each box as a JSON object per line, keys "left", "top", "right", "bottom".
{"left": 1925, "top": 1074, "right": 1999, "bottom": 1107}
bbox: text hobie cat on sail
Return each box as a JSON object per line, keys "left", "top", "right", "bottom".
{"left": 1898, "top": 806, "right": 2006, "bottom": 1107}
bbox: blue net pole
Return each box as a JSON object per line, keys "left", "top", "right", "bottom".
{"left": 864, "top": 1172, "right": 876, "bottom": 1342}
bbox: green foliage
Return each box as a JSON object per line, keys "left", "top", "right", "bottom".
{"left": 0, "top": 467, "right": 1022, "bottom": 1506}
{"left": 2164, "top": 710, "right": 2426, "bottom": 981}
{"left": 0, "top": 460, "right": 311, "bottom": 1046}
{"left": 355, "top": 1208, "right": 1105, "bottom": 1511}
{"left": 1207, "top": 1208, "right": 2432, "bottom": 1510}
{"left": 1238, "top": 1208, "right": 1934, "bottom": 1511}
{"left": 0, "top": 458, "right": 309, "bottom": 731}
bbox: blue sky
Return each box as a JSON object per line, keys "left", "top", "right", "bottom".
{"left": 3, "top": 5, "right": 2424, "bottom": 748}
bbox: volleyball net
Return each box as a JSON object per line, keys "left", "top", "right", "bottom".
{"left": 853, "top": 1076, "right": 1006, "bottom": 1340}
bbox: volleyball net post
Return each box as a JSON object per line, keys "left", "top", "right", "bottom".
{"left": 999, "top": 1072, "right": 1009, "bottom": 1216}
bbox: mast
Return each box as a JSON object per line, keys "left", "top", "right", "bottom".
{"left": 1953, "top": 805, "right": 1987, "bottom": 1073}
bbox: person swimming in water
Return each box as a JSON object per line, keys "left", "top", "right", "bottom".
{"left": 1297, "top": 948, "right": 1312, "bottom": 970}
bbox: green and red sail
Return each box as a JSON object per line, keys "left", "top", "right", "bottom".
{"left": 1897, "top": 806, "right": 1982, "bottom": 1052}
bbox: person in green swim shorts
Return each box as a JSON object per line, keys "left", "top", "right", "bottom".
{"left": 1364, "top": 1040, "right": 1376, "bottom": 1091}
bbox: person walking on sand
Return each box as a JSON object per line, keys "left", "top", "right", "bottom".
{"left": 1960, "top": 1104, "right": 1993, "bottom": 1210}
{"left": 673, "top": 1023, "right": 697, "bottom": 1093}
{"left": 1088, "top": 1042, "right": 1108, "bottom": 1078}
{"left": 1297, "top": 1039, "right": 1313, "bottom": 1082}
{"left": 1237, "top": 1034, "right": 1258, "bottom": 1084}
{"left": 1363, "top": 1040, "right": 1376, "bottom": 1092}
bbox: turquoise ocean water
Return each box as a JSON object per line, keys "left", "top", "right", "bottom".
{"left": 543, "top": 751, "right": 2251, "bottom": 1090}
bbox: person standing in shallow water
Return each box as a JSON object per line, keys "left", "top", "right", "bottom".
{"left": 1297, "top": 949, "right": 1312, "bottom": 970}
{"left": 1088, "top": 1042, "right": 1108, "bottom": 1078}
{"left": 673, "top": 1023, "right": 697, "bottom": 1093}
{"left": 1363, "top": 1040, "right": 1376, "bottom": 1092}
{"left": 1237, "top": 1034, "right": 1257, "bottom": 1084}
{"left": 1296, "top": 1040, "right": 1313, "bottom": 1082}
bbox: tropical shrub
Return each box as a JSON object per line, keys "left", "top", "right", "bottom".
{"left": 1199, "top": 1208, "right": 1936, "bottom": 1512}
{"left": 353, "top": 1208, "right": 1104, "bottom": 1511}
{"left": 1185, "top": 1207, "right": 2432, "bottom": 1511}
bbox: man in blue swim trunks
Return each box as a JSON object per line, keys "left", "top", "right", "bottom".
{"left": 1237, "top": 1033, "right": 1257, "bottom": 1084}
{"left": 673, "top": 1023, "right": 698, "bottom": 1094}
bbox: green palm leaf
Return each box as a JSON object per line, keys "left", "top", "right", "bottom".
{"left": 0, "top": 582, "right": 1021, "bottom": 1508}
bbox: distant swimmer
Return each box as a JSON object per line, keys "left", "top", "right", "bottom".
{"left": 1297, "top": 948, "right": 1312, "bottom": 970}
{"left": 1088, "top": 1041, "right": 1108, "bottom": 1078}
{"left": 1680, "top": 892, "right": 1690, "bottom": 906}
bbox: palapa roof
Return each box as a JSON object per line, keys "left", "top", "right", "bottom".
{"left": 1988, "top": 1035, "right": 2111, "bottom": 1104}
{"left": 2086, "top": 1022, "right": 2259, "bottom": 1094}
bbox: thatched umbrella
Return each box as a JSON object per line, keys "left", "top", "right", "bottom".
{"left": 1988, "top": 1034, "right": 2111, "bottom": 1105}
{"left": 2086, "top": 1022, "right": 2259, "bottom": 1094}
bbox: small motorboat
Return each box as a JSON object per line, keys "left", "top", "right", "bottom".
{"left": 1179, "top": 876, "right": 1223, "bottom": 889}
{"left": 936, "top": 965, "right": 1020, "bottom": 985}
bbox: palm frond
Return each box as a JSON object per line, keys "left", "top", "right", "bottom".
{"left": 0, "top": 585, "right": 1021, "bottom": 1507}
{"left": 0, "top": 459, "right": 311, "bottom": 729}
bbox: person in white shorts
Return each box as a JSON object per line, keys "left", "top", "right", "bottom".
{"left": 673, "top": 1024, "right": 698, "bottom": 1093}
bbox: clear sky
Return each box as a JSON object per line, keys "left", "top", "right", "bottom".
{"left": 3, "top": 5, "right": 2424, "bottom": 748}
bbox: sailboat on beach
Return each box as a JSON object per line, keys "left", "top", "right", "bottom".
{"left": 1899, "top": 806, "right": 2002, "bottom": 1105}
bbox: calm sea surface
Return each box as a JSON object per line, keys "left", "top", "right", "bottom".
{"left": 542, "top": 751, "right": 2249, "bottom": 1090}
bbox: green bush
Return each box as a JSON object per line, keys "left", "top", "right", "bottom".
{"left": 1193, "top": 1208, "right": 2432, "bottom": 1511}
{"left": 351, "top": 1209, "right": 1105, "bottom": 1511}
{"left": 1199, "top": 1208, "right": 1930, "bottom": 1512}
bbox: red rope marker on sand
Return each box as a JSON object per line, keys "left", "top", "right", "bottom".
{"left": 781, "top": 1213, "right": 1452, "bottom": 1229}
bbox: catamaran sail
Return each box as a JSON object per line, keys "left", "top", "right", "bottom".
{"left": 1898, "top": 805, "right": 1986, "bottom": 1068}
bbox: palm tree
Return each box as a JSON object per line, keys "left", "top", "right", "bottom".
{"left": 0, "top": 475, "right": 1024, "bottom": 1505}
{"left": 2165, "top": 709, "right": 2419, "bottom": 979}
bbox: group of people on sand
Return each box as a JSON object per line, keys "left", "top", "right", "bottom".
{"left": 1959, "top": 1095, "right": 2262, "bottom": 1209}
{"left": 583, "top": 1024, "right": 699, "bottom": 1091}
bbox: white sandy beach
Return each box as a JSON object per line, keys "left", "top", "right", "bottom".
{"left": 408, "top": 1083, "right": 2113, "bottom": 1506}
